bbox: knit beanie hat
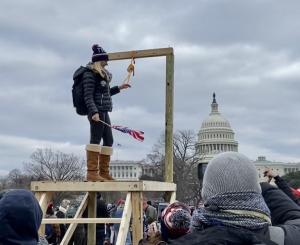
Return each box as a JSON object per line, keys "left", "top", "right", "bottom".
{"left": 92, "top": 44, "right": 108, "bottom": 62}
{"left": 191, "top": 152, "right": 271, "bottom": 231}
{"left": 161, "top": 202, "right": 191, "bottom": 240}
{"left": 202, "top": 152, "right": 261, "bottom": 202}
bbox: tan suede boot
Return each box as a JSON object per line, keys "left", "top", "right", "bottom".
{"left": 86, "top": 144, "right": 105, "bottom": 182}
{"left": 99, "top": 146, "right": 115, "bottom": 181}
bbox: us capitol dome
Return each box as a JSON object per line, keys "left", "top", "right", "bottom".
{"left": 197, "top": 93, "right": 238, "bottom": 164}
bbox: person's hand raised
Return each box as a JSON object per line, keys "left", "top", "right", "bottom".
{"left": 263, "top": 168, "right": 278, "bottom": 183}
{"left": 264, "top": 168, "right": 276, "bottom": 178}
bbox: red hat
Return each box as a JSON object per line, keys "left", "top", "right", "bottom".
{"left": 46, "top": 203, "right": 54, "bottom": 215}
{"left": 161, "top": 202, "right": 191, "bottom": 238}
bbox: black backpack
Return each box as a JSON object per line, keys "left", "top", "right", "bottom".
{"left": 72, "top": 66, "right": 88, "bottom": 115}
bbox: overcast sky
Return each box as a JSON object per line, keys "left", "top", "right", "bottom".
{"left": 1, "top": 0, "right": 300, "bottom": 175}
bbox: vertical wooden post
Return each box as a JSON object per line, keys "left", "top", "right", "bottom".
{"left": 169, "top": 191, "right": 176, "bottom": 203}
{"left": 87, "top": 192, "right": 96, "bottom": 245}
{"left": 165, "top": 54, "right": 174, "bottom": 183}
{"left": 116, "top": 193, "right": 132, "bottom": 245}
{"left": 36, "top": 192, "right": 52, "bottom": 236}
{"left": 60, "top": 193, "right": 89, "bottom": 245}
{"left": 131, "top": 192, "right": 143, "bottom": 245}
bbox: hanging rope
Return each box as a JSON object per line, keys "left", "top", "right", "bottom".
{"left": 122, "top": 54, "right": 135, "bottom": 84}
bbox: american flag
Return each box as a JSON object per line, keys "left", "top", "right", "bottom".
{"left": 111, "top": 125, "right": 144, "bottom": 142}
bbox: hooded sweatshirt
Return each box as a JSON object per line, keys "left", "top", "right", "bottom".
{"left": 0, "top": 189, "right": 43, "bottom": 245}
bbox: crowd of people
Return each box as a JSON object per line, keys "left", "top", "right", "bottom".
{"left": 139, "top": 152, "right": 300, "bottom": 245}
{"left": 1, "top": 152, "right": 300, "bottom": 244}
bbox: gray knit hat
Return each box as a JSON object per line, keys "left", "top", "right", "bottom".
{"left": 202, "top": 152, "right": 261, "bottom": 202}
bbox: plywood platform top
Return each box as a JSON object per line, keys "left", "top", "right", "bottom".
{"left": 31, "top": 180, "right": 176, "bottom": 192}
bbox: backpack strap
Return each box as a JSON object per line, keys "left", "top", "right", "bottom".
{"left": 269, "top": 226, "right": 285, "bottom": 245}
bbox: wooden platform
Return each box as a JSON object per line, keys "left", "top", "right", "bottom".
{"left": 31, "top": 180, "right": 176, "bottom": 192}
{"left": 32, "top": 46, "right": 175, "bottom": 245}
{"left": 32, "top": 181, "right": 176, "bottom": 245}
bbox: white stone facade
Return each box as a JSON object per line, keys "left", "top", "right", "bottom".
{"left": 197, "top": 94, "right": 300, "bottom": 180}
{"left": 197, "top": 93, "right": 238, "bottom": 164}
{"left": 254, "top": 156, "right": 300, "bottom": 182}
{"left": 109, "top": 160, "right": 143, "bottom": 181}
{"left": 142, "top": 164, "right": 157, "bottom": 177}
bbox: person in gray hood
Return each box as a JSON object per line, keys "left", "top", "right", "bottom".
{"left": 170, "top": 152, "right": 300, "bottom": 245}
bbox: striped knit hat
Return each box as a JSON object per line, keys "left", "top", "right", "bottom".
{"left": 161, "top": 202, "right": 191, "bottom": 239}
{"left": 92, "top": 44, "right": 108, "bottom": 62}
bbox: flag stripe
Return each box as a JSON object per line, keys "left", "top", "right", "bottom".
{"left": 111, "top": 125, "right": 144, "bottom": 142}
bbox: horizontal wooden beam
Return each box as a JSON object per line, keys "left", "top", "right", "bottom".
{"left": 31, "top": 181, "right": 176, "bottom": 192}
{"left": 32, "top": 181, "right": 142, "bottom": 192}
{"left": 108, "top": 47, "right": 173, "bottom": 61}
{"left": 142, "top": 181, "right": 176, "bottom": 191}
{"left": 42, "top": 218, "right": 122, "bottom": 224}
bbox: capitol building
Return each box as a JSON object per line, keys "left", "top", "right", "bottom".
{"left": 197, "top": 93, "right": 300, "bottom": 180}
{"left": 108, "top": 93, "right": 300, "bottom": 181}
{"left": 197, "top": 93, "right": 238, "bottom": 164}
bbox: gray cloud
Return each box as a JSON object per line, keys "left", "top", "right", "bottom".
{"left": 1, "top": 0, "right": 300, "bottom": 174}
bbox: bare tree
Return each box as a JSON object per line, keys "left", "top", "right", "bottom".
{"left": 144, "top": 133, "right": 165, "bottom": 181}
{"left": 24, "top": 148, "right": 85, "bottom": 181}
{"left": 173, "top": 130, "right": 202, "bottom": 205}
{"left": 7, "top": 168, "right": 31, "bottom": 189}
{"left": 0, "top": 176, "right": 9, "bottom": 191}
{"left": 146, "top": 130, "right": 203, "bottom": 205}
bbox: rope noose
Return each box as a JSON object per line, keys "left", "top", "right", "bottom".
{"left": 123, "top": 53, "right": 135, "bottom": 84}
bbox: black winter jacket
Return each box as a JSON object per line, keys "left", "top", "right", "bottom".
{"left": 261, "top": 182, "right": 300, "bottom": 245}
{"left": 170, "top": 226, "right": 278, "bottom": 245}
{"left": 273, "top": 175, "right": 299, "bottom": 204}
{"left": 171, "top": 184, "right": 300, "bottom": 245}
{"left": 77, "top": 66, "right": 120, "bottom": 116}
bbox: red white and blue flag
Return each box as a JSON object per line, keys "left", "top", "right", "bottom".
{"left": 111, "top": 125, "right": 144, "bottom": 142}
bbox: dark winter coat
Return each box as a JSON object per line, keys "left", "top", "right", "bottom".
{"left": 0, "top": 189, "right": 43, "bottom": 245}
{"left": 170, "top": 183, "right": 300, "bottom": 245}
{"left": 170, "top": 226, "right": 278, "bottom": 245}
{"left": 145, "top": 205, "right": 158, "bottom": 225}
{"left": 74, "top": 66, "right": 120, "bottom": 116}
{"left": 56, "top": 209, "right": 67, "bottom": 240}
{"left": 96, "top": 198, "right": 109, "bottom": 231}
{"left": 261, "top": 182, "right": 300, "bottom": 245}
{"left": 273, "top": 175, "right": 299, "bottom": 203}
